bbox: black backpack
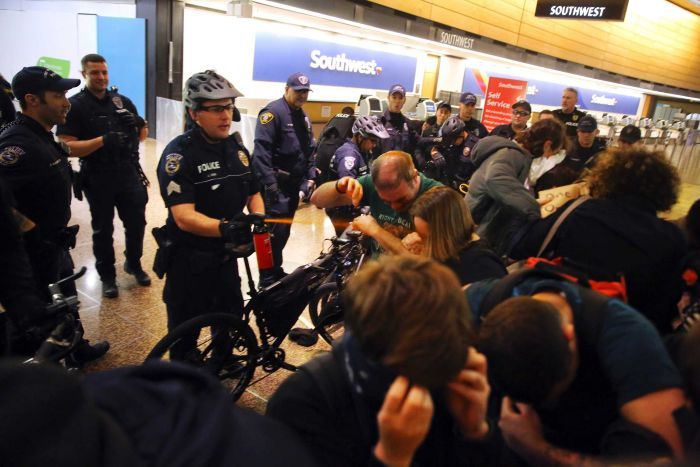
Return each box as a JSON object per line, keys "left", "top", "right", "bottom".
{"left": 314, "top": 113, "right": 355, "bottom": 185}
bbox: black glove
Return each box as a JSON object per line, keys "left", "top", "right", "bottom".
{"left": 219, "top": 217, "right": 254, "bottom": 258}
{"left": 116, "top": 109, "right": 137, "bottom": 128}
{"left": 103, "top": 131, "right": 129, "bottom": 150}
{"left": 265, "top": 184, "right": 280, "bottom": 206}
{"left": 431, "top": 151, "right": 446, "bottom": 169}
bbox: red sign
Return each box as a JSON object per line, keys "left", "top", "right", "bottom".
{"left": 481, "top": 77, "right": 528, "bottom": 132}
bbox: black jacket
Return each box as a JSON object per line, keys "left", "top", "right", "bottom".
{"left": 512, "top": 195, "right": 687, "bottom": 333}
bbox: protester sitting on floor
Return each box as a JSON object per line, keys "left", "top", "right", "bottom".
{"left": 466, "top": 118, "right": 567, "bottom": 256}
{"left": 404, "top": 186, "right": 506, "bottom": 285}
{"left": 468, "top": 271, "right": 685, "bottom": 464}
{"left": 512, "top": 147, "right": 686, "bottom": 334}
{"left": 267, "top": 255, "right": 499, "bottom": 466}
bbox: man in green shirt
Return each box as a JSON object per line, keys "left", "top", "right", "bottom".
{"left": 311, "top": 150, "right": 441, "bottom": 254}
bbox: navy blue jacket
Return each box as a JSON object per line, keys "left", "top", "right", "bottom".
{"left": 252, "top": 97, "right": 315, "bottom": 189}
{"left": 378, "top": 110, "right": 418, "bottom": 156}
{"left": 329, "top": 140, "right": 369, "bottom": 180}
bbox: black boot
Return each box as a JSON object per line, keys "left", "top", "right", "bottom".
{"left": 124, "top": 261, "right": 152, "bottom": 286}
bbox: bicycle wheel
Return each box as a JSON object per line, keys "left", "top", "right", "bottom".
{"left": 309, "top": 283, "right": 345, "bottom": 345}
{"left": 146, "top": 313, "right": 258, "bottom": 401}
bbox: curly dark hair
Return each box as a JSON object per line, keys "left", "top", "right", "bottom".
{"left": 586, "top": 147, "right": 680, "bottom": 212}
{"left": 515, "top": 118, "right": 567, "bottom": 157}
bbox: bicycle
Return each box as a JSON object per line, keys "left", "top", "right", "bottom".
{"left": 17, "top": 267, "right": 87, "bottom": 367}
{"left": 145, "top": 213, "right": 369, "bottom": 401}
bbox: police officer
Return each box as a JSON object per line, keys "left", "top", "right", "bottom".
{"left": 458, "top": 92, "right": 488, "bottom": 139}
{"left": 416, "top": 116, "right": 478, "bottom": 189}
{"left": 57, "top": 54, "right": 149, "bottom": 299}
{"left": 378, "top": 84, "right": 419, "bottom": 156}
{"left": 490, "top": 100, "right": 531, "bottom": 140}
{"left": 565, "top": 114, "right": 607, "bottom": 172}
{"left": 0, "top": 66, "right": 109, "bottom": 363}
{"left": 325, "top": 116, "right": 389, "bottom": 235}
{"left": 157, "top": 70, "right": 264, "bottom": 361}
{"left": 421, "top": 102, "right": 452, "bottom": 137}
{"left": 553, "top": 87, "right": 586, "bottom": 140}
{"left": 253, "top": 72, "right": 316, "bottom": 287}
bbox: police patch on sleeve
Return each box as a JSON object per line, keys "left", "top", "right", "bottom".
{"left": 259, "top": 112, "right": 274, "bottom": 125}
{"left": 238, "top": 150, "right": 249, "bottom": 167}
{"left": 463, "top": 146, "right": 471, "bottom": 157}
{"left": 343, "top": 157, "right": 355, "bottom": 171}
{"left": 0, "top": 146, "right": 25, "bottom": 166}
{"left": 112, "top": 96, "right": 124, "bottom": 109}
{"left": 164, "top": 153, "right": 183, "bottom": 175}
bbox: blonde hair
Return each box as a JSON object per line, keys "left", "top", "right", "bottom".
{"left": 409, "top": 186, "right": 475, "bottom": 262}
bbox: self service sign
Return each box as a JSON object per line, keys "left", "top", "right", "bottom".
{"left": 253, "top": 32, "right": 418, "bottom": 91}
{"left": 535, "top": 0, "right": 629, "bottom": 21}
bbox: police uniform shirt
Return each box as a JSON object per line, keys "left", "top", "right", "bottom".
{"left": 565, "top": 137, "right": 607, "bottom": 171}
{"left": 0, "top": 113, "right": 71, "bottom": 237}
{"left": 378, "top": 110, "right": 418, "bottom": 155}
{"left": 553, "top": 108, "right": 586, "bottom": 139}
{"left": 253, "top": 97, "right": 315, "bottom": 188}
{"left": 158, "top": 128, "right": 260, "bottom": 250}
{"left": 462, "top": 118, "right": 489, "bottom": 139}
{"left": 56, "top": 89, "right": 139, "bottom": 165}
{"left": 329, "top": 140, "right": 369, "bottom": 180}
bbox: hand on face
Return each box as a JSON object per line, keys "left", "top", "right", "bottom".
{"left": 446, "top": 347, "right": 491, "bottom": 439}
{"left": 374, "top": 376, "right": 434, "bottom": 467}
{"left": 499, "top": 396, "right": 546, "bottom": 454}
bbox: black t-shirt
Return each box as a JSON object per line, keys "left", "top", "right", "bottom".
{"left": 566, "top": 137, "right": 607, "bottom": 170}
{"left": 462, "top": 118, "right": 489, "bottom": 139}
{"left": 489, "top": 124, "right": 517, "bottom": 140}
{"left": 57, "top": 89, "right": 140, "bottom": 167}
{"left": 444, "top": 240, "right": 507, "bottom": 285}
{"left": 0, "top": 113, "right": 71, "bottom": 238}
{"left": 553, "top": 108, "right": 587, "bottom": 139}
{"left": 157, "top": 128, "right": 260, "bottom": 251}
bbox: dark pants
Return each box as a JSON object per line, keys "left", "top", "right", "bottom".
{"left": 24, "top": 231, "right": 76, "bottom": 300}
{"left": 264, "top": 187, "right": 300, "bottom": 279}
{"left": 163, "top": 246, "right": 244, "bottom": 360}
{"left": 82, "top": 165, "right": 147, "bottom": 281}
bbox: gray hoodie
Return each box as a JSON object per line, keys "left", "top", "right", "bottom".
{"left": 466, "top": 136, "right": 540, "bottom": 255}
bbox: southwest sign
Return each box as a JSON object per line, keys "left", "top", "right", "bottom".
{"left": 253, "top": 32, "right": 417, "bottom": 91}
{"left": 535, "top": 0, "right": 629, "bottom": 21}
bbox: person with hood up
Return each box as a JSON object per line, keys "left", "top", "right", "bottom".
{"left": 466, "top": 119, "right": 567, "bottom": 256}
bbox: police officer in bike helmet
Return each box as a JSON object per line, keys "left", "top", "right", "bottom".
{"left": 324, "top": 116, "right": 389, "bottom": 236}
{"left": 416, "top": 116, "right": 477, "bottom": 190}
{"left": 156, "top": 70, "right": 265, "bottom": 361}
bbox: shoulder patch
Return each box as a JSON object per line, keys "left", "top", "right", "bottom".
{"left": 0, "top": 146, "right": 25, "bottom": 166}
{"left": 343, "top": 157, "right": 355, "bottom": 171}
{"left": 259, "top": 112, "right": 274, "bottom": 125}
{"left": 164, "top": 153, "right": 183, "bottom": 175}
{"left": 238, "top": 150, "right": 249, "bottom": 167}
{"left": 112, "top": 95, "right": 124, "bottom": 109}
{"left": 463, "top": 146, "right": 471, "bottom": 157}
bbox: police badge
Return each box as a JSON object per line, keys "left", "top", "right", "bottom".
{"left": 0, "top": 146, "right": 25, "bottom": 166}
{"left": 112, "top": 96, "right": 124, "bottom": 109}
{"left": 259, "top": 112, "right": 274, "bottom": 125}
{"left": 238, "top": 150, "right": 249, "bottom": 167}
{"left": 573, "top": 114, "right": 579, "bottom": 121}
{"left": 164, "top": 153, "right": 183, "bottom": 175}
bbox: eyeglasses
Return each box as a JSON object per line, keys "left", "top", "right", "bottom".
{"left": 513, "top": 110, "right": 531, "bottom": 117}
{"left": 199, "top": 104, "right": 235, "bottom": 113}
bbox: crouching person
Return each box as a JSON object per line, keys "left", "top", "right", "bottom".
{"left": 469, "top": 271, "right": 686, "bottom": 464}
{"left": 267, "top": 255, "right": 499, "bottom": 466}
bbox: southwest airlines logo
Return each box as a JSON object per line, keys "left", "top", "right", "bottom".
{"left": 309, "top": 50, "right": 383, "bottom": 76}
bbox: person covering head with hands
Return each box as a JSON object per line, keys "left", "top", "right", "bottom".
{"left": 467, "top": 274, "right": 685, "bottom": 464}
{"left": 310, "top": 150, "right": 441, "bottom": 255}
{"left": 57, "top": 53, "right": 150, "bottom": 298}
{"left": 252, "top": 72, "right": 316, "bottom": 288}
{"left": 267, "top": 255, "right": 496, "bottom": 467}
{"left": 156, "top": 70, "right": 264, "bottom": 362}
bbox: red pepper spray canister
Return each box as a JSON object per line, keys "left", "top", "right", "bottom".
{"left": 253, "top": 223, "right": 274, "bottom": 271}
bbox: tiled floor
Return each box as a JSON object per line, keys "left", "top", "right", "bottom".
{"left": 73, "top": 138, "right": 700, "bottom": 413}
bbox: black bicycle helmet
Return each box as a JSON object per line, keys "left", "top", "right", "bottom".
{"left": 438, "top": 116, "right": 466, "bottom": 148}
{"left": 184, "top": 70, "right": 242, "bottom": 109}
